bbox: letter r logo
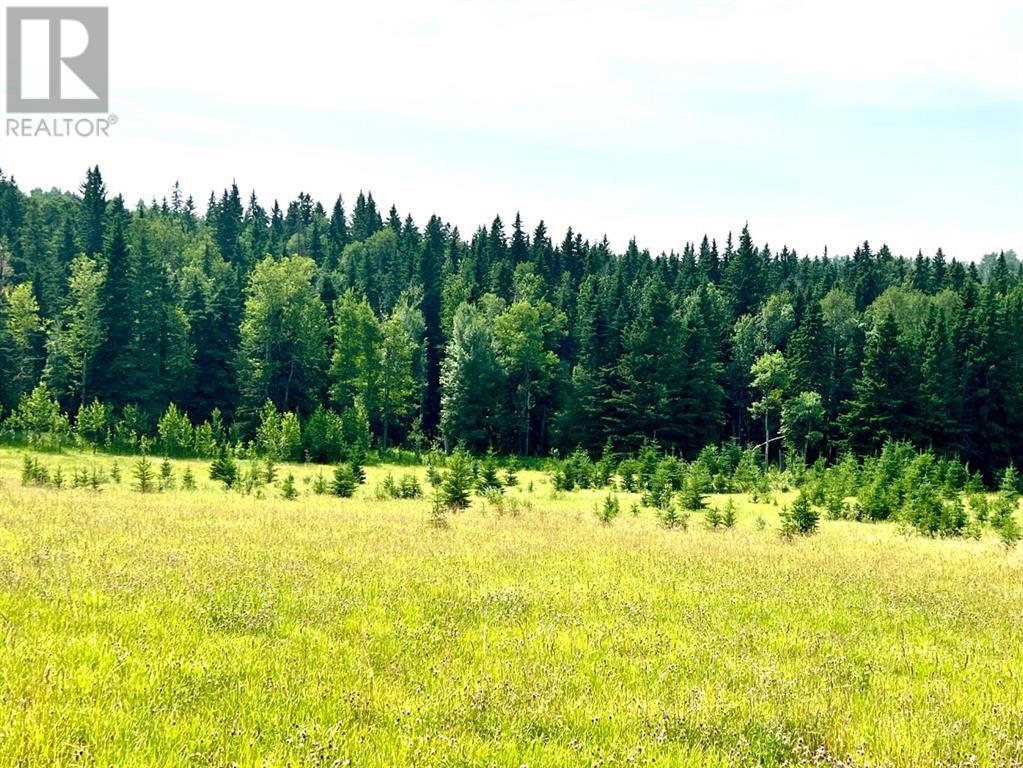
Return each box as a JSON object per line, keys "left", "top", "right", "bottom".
{"left": 6, "top": 7, "right": 109, "bottom": 113}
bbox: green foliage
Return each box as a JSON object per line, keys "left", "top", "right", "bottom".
{"left": 658, "top": 503, "right": 689, "bottom": 531}
{"left": 329, "top": 463, "right": 359, "bottom": 498}
{"left": 378, "top": 473, "right": 423, "bottom": 500}
{"left": 302, "top": 405, "right": 345, "bottom": 464}
{"left": 76, "top": 399, "right": 111, "bottom": 447}
{"left": 721, "top": 499, "right": 737, "bottom": 528}
{"left": 706, "top": 499, "right": 737, "bottom": 529}
{"left": 678, "top": 461, "right": 711, "bottom": 511}
{"left": 157, "top": 403, "right": 193, "bottom": 457}
{"left": 279, "top": 473, "right": 298, "bottom": 500}
{"left": 209, "top": 447, "right": 238, "bottom": 489}
{"left": 181, "top": 467, "right": 196, "bottom": 490}
{"left": 237, "top": 256, "right": 328, "bottom": 415}
{"left": 437, "top": 451, "right": 474, "bottom": 511}
{"left": 8, "top": 384, "right": 70, "bottom": 449}
{"left": 476, "top": 450, "right": 503, "bottom": 495}
{"left": 133, "top": 456, "right": 156, "bottom": 494}
{"left": 159, "top": 458, "right": 175, "bottom": 491}
{"left": 780, "top": 493, "right": 819, "bottom": 537}
{"left": 255, "top": 401, "right": 302, "bottom": 461}
{"left": 595, "top": 493, "right": 621, "bottom": 525}
{"left": 21, "top": 455, "right": 49, "bottom": 486}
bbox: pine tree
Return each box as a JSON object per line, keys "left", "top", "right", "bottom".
{"left": 78, "top": 166, "right": 107, "bottom": 256}
{"left": 842, "top": 313, "right": 912, "bottom": 454}
{"left": 209, "top": 447, "right": 238, "bottom": 489}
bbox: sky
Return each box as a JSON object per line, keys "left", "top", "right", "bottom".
{"left": 2, "top": 0, "right": 1021, "bottom": 260}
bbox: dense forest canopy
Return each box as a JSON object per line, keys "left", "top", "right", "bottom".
{"left": 0, "top": 166, "right": 1020, "bottom": 475}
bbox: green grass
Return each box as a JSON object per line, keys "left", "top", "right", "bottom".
{"left": 0, "top": 447, "right": 1020, "bottom": 767}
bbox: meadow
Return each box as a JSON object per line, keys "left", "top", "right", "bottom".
{"left": 0, "top": 447, "right": 1020, "bottom": 767}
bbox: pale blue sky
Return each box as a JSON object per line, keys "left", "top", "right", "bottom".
{"left": 3, "top": 0, "right": 1021, "bottom": 259}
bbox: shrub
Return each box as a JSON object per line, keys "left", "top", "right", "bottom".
{"left": 476, "top": 452, "right": 503, "bottom": 495}
{"left": 704, "top": 505, "right": 723, "bottom": 529}
{"left": 133, "top": 457, "right": 156, "bottom": 493}
{"left": 721, "top": 499, "right": 737, "bottom": 528}
{"left": 617, "top": 459, "right": 640, "bottom": 492}
{"left": 595, "top": 494, "right": 621, "bottom": 525}
{"left": 551, "top": 466, "right": 574, "bottom": 492}
{"left": 280, "top": 473, "right": 298, "bottom": 500}
{"left": 658, "top": 503, "right": 689, "bottom": 530}
{"left": 780, "top": 492, "right": 818, "bottom": 537}
{"left": 996, "top": 512, "right": 1020, "bottom": 548}
{"left": 157, "top": 403, "right": 193, "bottom": 457}
{"left": 209, "top": 447, "right": 238, "bottom": 489}
{"left": 643, "top": 460, "right": 682, "bottom": 509}
{"left": 503, "top": 466, "right": 518, "bottom": 487}
{"left": 76, "top": 399, "right": 112, "bottom": 447}
{"left": 437, "top": 451, "right": 474, "bottom": 511}
{"left": 159, "top": 458, "right": 175, "bottom": 490}
{"left": 21, "top": 455, "right": 49, "bottom": 486}
{"left": 311, "top": 472, "right": 328, "bottom": 495}
{"left": 330, "top": 463, "right": 359, "bottom": 498}
{"left": 968, "top": 493, "right": 990, "bottom": 524}
{"left": 378, "top": 473, "right": 423, "bottom": 500}
{"left": 10, "top": 384, "right": 71, "bottom": 450}
{"left": 240, "top": 460, "right": 267, "bottom": 495}
{"left": 678, "top": 461, "right": 711, "bottom": 511}
{"left": 262, "top": 457, "right": 278, "bottom": 485}
{"left": 593, "top": 440, "right": 616, "bottom": 488}
{"left": 901, "top": 482, "right": 965, "bottom": 537}
{"left": 181, "top": 467, "right": 197, "bottom": 490}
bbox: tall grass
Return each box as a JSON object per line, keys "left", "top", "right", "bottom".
{"left": 0, "top": 448, "right": 1019, "bottom": 766}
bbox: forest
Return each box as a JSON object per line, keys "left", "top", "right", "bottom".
{"left": 0, "top": 166, "right": 1021, "bottom": 477}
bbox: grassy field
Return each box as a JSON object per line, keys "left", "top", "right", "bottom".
{"left": 0, "top": 448, "right": 1020, "bottom": 767}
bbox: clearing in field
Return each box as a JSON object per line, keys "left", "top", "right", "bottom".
{"left": 0, "top": 448, "right": 1020, "bottom": 767}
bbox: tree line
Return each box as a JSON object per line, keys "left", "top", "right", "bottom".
{"left": 0, "top": 166, "right": 1020, "bottom": 475}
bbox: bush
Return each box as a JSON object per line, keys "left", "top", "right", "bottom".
{"left": 780, "top": 492, "right": 819, "bottom": 537}
{"left": 280, "top": 473, "right": 298, "bottom": 500}
{"left": 476, "top": 452, "right": 503, "bottom": 495}
{"left": 704, "top": 505, "right": 723, "bottom": 529}
{"left": 133, "top": 457, "right": 156, "bottom": 493}
{"left": 721, "top": 499, "right": 737, "bottom": 528}
{"left": 595, "top": 494, "right": 621, "bottom": 525}
{"left": 617, "top": 459, "right": 640, "bottom": 492}
{"left": 21, "top": 455, "right": 49, "bottom": 486}
{"left": 704, "top": 500, "right": 737, "bottom": 529}
{"left": 157, "top": 404, "right": 193, "bottom": 457}
{"left": 311, "top": 472, "right": 328, "bottom": 495}
{"left": 181, "top": 467, "right": 197, "bottom": 490}
{"left": 378, "top": 473, "right": 423, "bottom": 500}
{"left": 678, "top": 461, "right": 711, "bottom": 511}
{"left": 437, "top": 451, "right": 474, "bottom": 511}
{"left": 330, "top": 463, "right": 359, "bottom": 498}
{"left": 209, "top": 447, "right": 238, "bottom": 489}
{"left": 901, "top": 482, "right": 965, "bottom": 537}
{"left": 159, "top": 458, "right": 175, "bottom": 491}
{"left": 76, "top": 399, "right": 112, "bottom": 447}
{"left": 658, "top": 503, "right": 689, "bottom": 530}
